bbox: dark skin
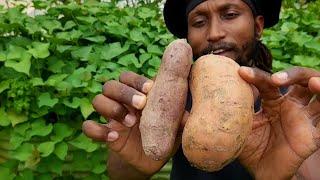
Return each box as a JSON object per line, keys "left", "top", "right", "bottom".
{"left": 83, "top": 0, "right": 320, "bottom": 179}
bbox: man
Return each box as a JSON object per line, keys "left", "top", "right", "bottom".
{"left": 82, "top": 0, "right": 320, "bottom": 179}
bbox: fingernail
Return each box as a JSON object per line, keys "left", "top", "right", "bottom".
{"left": 123, "top": 114, "right": 136, "bottom": 127}
{"left": 142, "top": 80, "right": 153, "bottom": 93}
{"left": 132, "top": 94, "right": 146, "bottom": 109}
{"left": 241, "top": 67, "right": 254, "bottom": 78}
{"left": 274, "top": 72, "right": 288, "bottom": 82}
{"left": 107, "top": 131, "right": 119, "bottom": 142}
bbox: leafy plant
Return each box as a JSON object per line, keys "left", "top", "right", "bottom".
{"left": 0, "top": 1, "right": 173, "bottom": 179}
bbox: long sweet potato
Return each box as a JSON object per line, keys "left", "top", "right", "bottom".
{"left": 139, "top": 39, "right": 193, "bottom": 160}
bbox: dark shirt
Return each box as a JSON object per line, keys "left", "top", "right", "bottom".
{"left": 170, "top": 87, "right": 288, "bottom": 180}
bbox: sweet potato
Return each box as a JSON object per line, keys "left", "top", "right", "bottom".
{"left": 182, "top": 54, "right": 254, "bottom": 171}
{"left": 139, "top": 39, "right": 193, "bottom": 160}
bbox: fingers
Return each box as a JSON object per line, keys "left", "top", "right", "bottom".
{"left": 103, "top": 80, "right": 147, "bottom": 110}
{"left": 82, "top": 120, "right": 108, "bottom": 142}
{"left": 239, "top": 67, "right": 281, "bottom": 100}
{"left": 92, "top": 94, "right": 128, "bottom": 122}
{"left": 92, "top": 95, "right": 139, "bottom": 127}
{"left": 119, "top": 71, "right": 154, "bottom": 94}
{"left": 106, "top": 120, "right": 131, "bottom": 152}
{"left": 82, "top": 120, "right": 124, "bottom": 144}
{"left": 271, "top": 67, "right": 320, "bottom": 87}
{"left": 286, "top": 85, "right": 314, "bottom": 106}
{"left": 308, "top": 77, "right": 320, "bottom": 95}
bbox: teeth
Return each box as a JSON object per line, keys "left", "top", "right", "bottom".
{"left": 212, "top": 49, "right": 225, "bottom": 54}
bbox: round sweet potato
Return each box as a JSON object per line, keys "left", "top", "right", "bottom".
{"left": 182, "top": 54, "right": 254, "bottom": 171}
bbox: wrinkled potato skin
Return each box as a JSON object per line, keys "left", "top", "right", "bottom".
{"left": 140, "top": 39, "right": 193, "bottom": 160}
{"left": 182, "top": 55, "right": 254, "bottom": 172}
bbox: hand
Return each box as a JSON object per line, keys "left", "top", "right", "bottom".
{"left": 82, "top": 71, "right": 188, "bottom": 177}
{"left": 238, "top": 66, "right": 320, "bottom": 180}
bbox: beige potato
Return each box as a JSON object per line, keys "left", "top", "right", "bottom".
{"left": 182, "top": 54, "right": 254, "bottom": 171}
{"left": 140, "top": 39, "right": 193, "bottom": 160}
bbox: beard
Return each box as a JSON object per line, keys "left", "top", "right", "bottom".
{"left": 193, "top": 35, "right": 259, "bottom": 68}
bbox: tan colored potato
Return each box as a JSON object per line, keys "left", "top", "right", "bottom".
{"left": 140, "top": 39, "right": 193, "bottom": 160}
{"left": 182, "top": 54, "right": 254, "bottom": 171}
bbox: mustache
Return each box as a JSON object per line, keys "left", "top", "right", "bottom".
{"left": 194, "top": 42, "right": 239, "bottom": 60}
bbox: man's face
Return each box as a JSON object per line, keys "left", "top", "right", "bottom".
{"left": 187, "top": 0, "right": 264, "bottom": 65}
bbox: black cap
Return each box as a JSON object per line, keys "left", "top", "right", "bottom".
{"left": 163, "top": 0, "right": 282, "bottom": 38}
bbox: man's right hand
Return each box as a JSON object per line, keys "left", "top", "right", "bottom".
{"left": 82, "top": 71, "right": 188, "bottom": 178}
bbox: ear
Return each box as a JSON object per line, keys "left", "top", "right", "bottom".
{"left": 255, "top": 15, "right": 264, "bottom": 39}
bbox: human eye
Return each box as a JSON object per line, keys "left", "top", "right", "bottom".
{"left": 191, "top": 16, "right": 207, "bottom": 28}
{"left": 222, "top": 11, "right": 239, "bottom": 20}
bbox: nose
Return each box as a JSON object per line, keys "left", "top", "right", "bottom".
{"left": 207, "top": 19, "right": 226, "bottom": 43}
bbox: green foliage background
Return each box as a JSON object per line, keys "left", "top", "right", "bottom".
{"left": 0, "top": 0, "right": 319, "bottom": 179}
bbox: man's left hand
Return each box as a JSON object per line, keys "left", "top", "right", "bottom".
{"left": 238, "top": 66, "right": 320, "bottom": 180}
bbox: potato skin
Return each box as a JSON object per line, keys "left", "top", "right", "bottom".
{"left": 139, "top": 39, "right": 193, "bottom": 160}
{"left": 182, "top": 55, "right": 254, "bottom": 171}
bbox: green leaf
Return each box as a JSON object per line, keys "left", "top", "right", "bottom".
{"left": 0, "top": 167, "right": 14, "bottom": 180}
{"left": 29, "top": 119, "right": 53, "bottom": 137}
{"left": 84, "top": 36, "right": 106, "bottom": 43}
{"left": 64, "top": 21, "right": 76, "bottom": 30}
{"left": 92, "top": 163, "right": 106, "bottom": 174}
{"left": 7, "top": 110, "right": 28, "bottom": 127}
{"left": 45, "top": 74, "right": 68, "bottom": 86}
{"left": 0, "top": 106, "right": 10, "bottom": 127}
{"left": 292, "top": 55, "right": 320, "bottom": 67}
{"left": 5, "top": 46, "right": 32, "bottom": 75}
{"left": 28, "top": 42, "right": 50, "bottom": 59}
{"left": 87, "top": 81, "right": 102, "bottom": 93}
{"left": 71, "top": 46, "right": 92, "bottom": 61}
{"left": 63, "top": 97, "right": 81, "bottom": 109}
{"left": 148, "top": 56, "right": 161, "bottom": 68}
{"left": 5, "top": 58, "right": 31, "bottom": 76}
{"left": 38, "top": 92, "right": 59, "bottom": 108}
{"left": 147, "top": 44, "right": 163, "bottom": 55}
{"left": 10, "top": 133, "right": 24, "bottom": 150}
{"left": 6, "top": 45, "right": 24, "bottom": 60}
{"left": 30, "top": 78, "right": 44, "bottom": 86}
{"left": 66, "top": 68, "right": 92, "bottom": 88}
{"left": 147, "top": 68, "right": 157, "bottom": 78}
{"left": 38, "top": 141, "right": 55, "bottom": 157}
{"left": 76, "top": 16, "right": 97, "bottom": 24}
{"left": 291, "top": 32, "right": 313, "bottom": 47}
{"left": 304, "top": 40, "right": 320, "bottom": 52}
{"left": 0, "top": 80, "right": 10, "bottom": 94}
{"left": 56, "top": 45, "right": 73, "bottom": 53}
{"left": 0, "top": 51, "right": 5, "bottom": 61}
{"left": 139, "top": 53, "right": 151, "bottom": 65}
{"left": 41, "top": 20, "right": 62, "bottom": 34}
{"left": 13, "top": 122, "right": 30, "bottom": 136}
{"left": 50, "top": 123, "right": 73, "bottom": 142}
{"left": 100, "top": 42, "right": 128, "bottom": 60}
{"left": 79, "top": 98, "right": 95, "bottom": 119}
{"left": 54, "top": 142, "right": 68, "bottom": 160}
{"left": 10, "top": 143, "right": 34, "bottom": 161}
{"left": 272, "top": 60, "right": 293, "bottom": 72}
{"left": 15, "top": 169, "right": 34, "bottom": 180}
{"left": 118, "top": 53, "right": 141, "bottom": 68}
{"left": 281, "top": 22, "right": 298, "bottom": 33}
{"left": 36, "top": 155, "right": 63, "bottom": 175}
{"left": 138, "top": 7, "right": 156, "bottom": 19}
{"left": 130, "top": 29, "right": 146, "bottom": 42}
{"left": 69, "top": 133, "right": 98, "bottom": 152}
